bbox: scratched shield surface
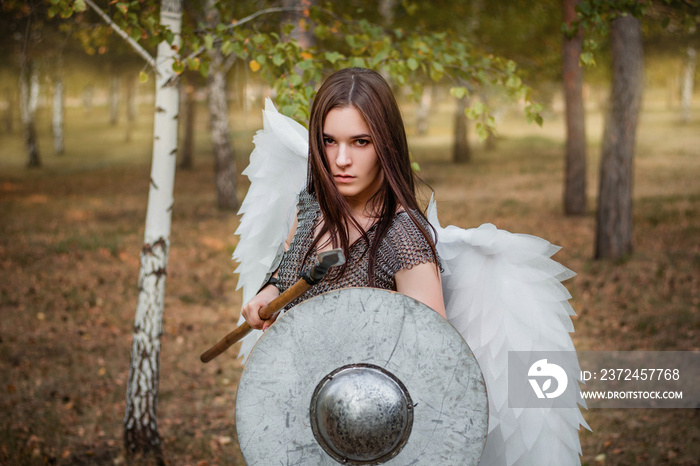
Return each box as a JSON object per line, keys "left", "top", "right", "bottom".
{"left": 235, "top": 287, "right": 488, "bottom": 465}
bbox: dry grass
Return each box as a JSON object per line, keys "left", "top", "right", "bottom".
{"left": 0, "top": 92, "right": 698, "bottom": 465}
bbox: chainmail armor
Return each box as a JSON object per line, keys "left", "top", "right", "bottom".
{"left": 277, "top": 189, "right": 441, "bottom": 310}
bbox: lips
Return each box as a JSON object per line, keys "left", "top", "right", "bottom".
{"left": 334, "top": 174, "right": 355, "bottom": 183}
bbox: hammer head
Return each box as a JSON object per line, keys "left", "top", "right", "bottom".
{"left": 318, "top": 248, "right": 346, "bottom": 268}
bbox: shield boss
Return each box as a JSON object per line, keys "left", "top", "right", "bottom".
{"left": 235, "top": 288, "right": 488, "bottom": 465}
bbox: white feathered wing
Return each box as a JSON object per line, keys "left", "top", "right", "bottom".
{"left": 426, "top": 199, "right": 589, "bottom": 466}
{"left": 232, "top": 98, "right": 308, "bottom": 361}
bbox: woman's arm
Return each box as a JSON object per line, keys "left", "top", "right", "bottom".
{"left": 241, "top": 215, "right": 300, "bottom": 331}
{"left": 395, "top": 262, "right": 446, "bottom": 318}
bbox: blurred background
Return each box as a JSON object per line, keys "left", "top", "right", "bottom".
{"left": 0, "top": 0, "right": 698, "bottom": 464}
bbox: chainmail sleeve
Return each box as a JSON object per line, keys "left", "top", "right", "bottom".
{"left": 376, "top": 211, "right": 443, "bottom": 279}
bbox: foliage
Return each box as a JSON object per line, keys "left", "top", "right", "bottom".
{"left": 566, "top": 0, "right": 700, "bottom": 66}
{"left": 53, "top": 0, "right": 540, "bottom": 136}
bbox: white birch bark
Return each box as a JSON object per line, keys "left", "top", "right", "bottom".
{"left": 125, "top": 75, "right": 137, "bottom": 142}
{"left": 681, "top": 45, "right": 696, "bottom": 124}
{"left": 5, "top": 87, "right": 13, "bottom": 133}
{"left": 416, "top": 84, "right": 433, "bottom": 135}
{"left": 53, "top": 68, "right": 65, "bottom": 155}
{"left": 20, "top": 60, "right": 41, "bottom": 167}
{"left": 123, "top": 0, "right": 182, "bottom": 456}
{"left": 110, "top": 75, "right": 121, "bottom": 125}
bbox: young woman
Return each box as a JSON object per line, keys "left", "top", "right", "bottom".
{"left": 235, "top": 67, "right": 587, "bottom": 465}
{"left": 241, "top": 67, "right": 445, "bottom": 331}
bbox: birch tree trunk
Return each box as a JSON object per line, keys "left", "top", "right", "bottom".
{"left": 20, "top": 59, "right": 41, "bottom": 168}
{"left": 681, "top": 45, "right": 696, "bottom": 124}
{"left": 595, "top": 15, "right": 644, "bottom": 260}
{"left": 452, "top": 97, "right": 470, "bottom": 163}
{"left": 5, "top": 87, "right": 13, "bottom": 133}
{"left": 110, "top": 74, "right": 121, "bottom": 125}
{"left": 562, "top": 0, "right": 586, "bottom": 215}
{"left": 83, "top": 85, "right": 94, "bottom": 116}
{"left": 416, "top": 84, "right": 433, "bottom": 135}
{"left": 52, "top": 55, "right": 65, "bottom": 155}
{"left": 125, "top": 75, "right": 137, "bottom": 142}
{"left": 123, "top": 0, "right": 182, "bottom": 459}
{"left": 206, "top": 0, "right": 238, "bottom": 211}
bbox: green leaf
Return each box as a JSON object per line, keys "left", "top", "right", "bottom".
{"left": 115, "top": 2, "right": 128, "bottom": 15}
{"left": 429, "top": 63, "right": 443, "bottom": 82}
{"left": 506, "top": 75, "right": 522, "bottom": 90}
{"left": 139, "top": 71, "right": 148, "bottom": 83}
{"left": 199, "top": 61, "right": 210, "bottom": 78}
{"left": 282, "top": 23, "right": 295, "bottom": 36}
{"left": 449, "top": 87, "right": 468, "bottom": 99}
{"left": 297, "top": 59, "right": 314, "bottom": 70}
{"left": 272, "top": 54, "right": 285, "bottom": 66}
{"left": 475, "top": 122, "right": 489, "bottom": 141}
{"left": 74, "top": 0, "right": 86, "bottom": 12}
{"left": 221, "top": 40, "right": 234, "bottom": 57}
{"left": 407, "top": 57, "right": 419, "bottom": 71}
{"left": 204, "top": 34, "right": 214, "bottom": 51}
{"left": 289, "top": 74, "right": 303, "bottom": 87}
{"left": 325, "top": 51, "right": 344, "bottom": 64}
{"left": 580, "top": 52, "right": 595, "bottom": 66}
{"left": 466, "top": 101, "right": 485, "bottom": 120}
{"left": 172, "top": 61, "right": 185, "bottom": 74}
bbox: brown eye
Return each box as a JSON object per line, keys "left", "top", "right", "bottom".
{"left": 323, "top": 137, "right": 335, "bottom": 146}
{"left": 355, "top": 139, "right": 370, "bottom": 147}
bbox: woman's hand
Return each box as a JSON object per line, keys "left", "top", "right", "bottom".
{"left": 241, "top": 284, "right": 281, "bottom": 331}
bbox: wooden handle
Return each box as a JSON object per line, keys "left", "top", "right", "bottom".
{"left": 200, "top": 322, "right": 253, "bottom": 363}
{"left": 200, "top": 279, "right": 312, "bottom": 363}
{"left": 259, "top": 279, "right": 311, "bottom": 320}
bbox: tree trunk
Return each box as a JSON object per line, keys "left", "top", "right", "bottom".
{"left": 283, "top": 0, "right": 316, "bottom": 48}
{"left": 595, "top": 15, "right": 644, "bottom": 260}
{"left": 681, "top": 45, "right": 696, "bottom": 124}
{"left": 416, "top": 84, "right": 433, "bottom": 135}
{"left": 20, "top": 59, "right": 41, "bottom": 168}
{"left": 5, "top": 87, "right": 13, "bottom": 133}
{"left": 206, "top": 0, "right": 238, "bottom": 211}
{"left": 452, "top": 97, "right": 470, "bottom": 163}
{"left": 562, "top": 0, "right": 586, "bottom": 215}
{"left": 110, "top": 74, "right": 121, "bottom": 125}
{"left": 123, "top": 0, "right": 182, "bottom": 460}
{"left": 83, "top": 84, "right": 94, "bottom": 116}
{"left": 379, "top": 0, "right": 396, "bottom": 25}
{"left": 179, "top": 81, "right": 195, "bottom": 170}
{"left": 125, "top": 75, "right": 137, "bottom": 142}
{"left": 52, "top": 56, "right": 65, "bottom": 155}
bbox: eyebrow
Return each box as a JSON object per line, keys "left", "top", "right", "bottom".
{"left": 322, "top": 133, "right": 372, "bottom": 139}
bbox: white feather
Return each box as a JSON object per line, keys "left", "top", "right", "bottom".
{"left": 232, "top": 98, "right": 308, "bottom": 360}
{"left": 427, "top": 196, "right": 588, "bottom": 466}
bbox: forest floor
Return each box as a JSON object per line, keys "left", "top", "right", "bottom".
{"left": 0, "top": 94, "right": 698, "bottom": 465}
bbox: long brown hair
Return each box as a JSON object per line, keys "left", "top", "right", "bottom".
{"left": 306, "top": 67, "right": 437, "bottom": 283}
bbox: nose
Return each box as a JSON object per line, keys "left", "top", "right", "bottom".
{"left": 335, "top": 143, "right": 351, "bottom": 168}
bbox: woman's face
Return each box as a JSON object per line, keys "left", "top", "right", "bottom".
{"left": 322, "top": 106, "right": 383, "bottom": 211}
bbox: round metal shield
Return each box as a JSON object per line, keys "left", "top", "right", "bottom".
{"left": 235, "top": 288, "right": 488, "bottom": 465}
